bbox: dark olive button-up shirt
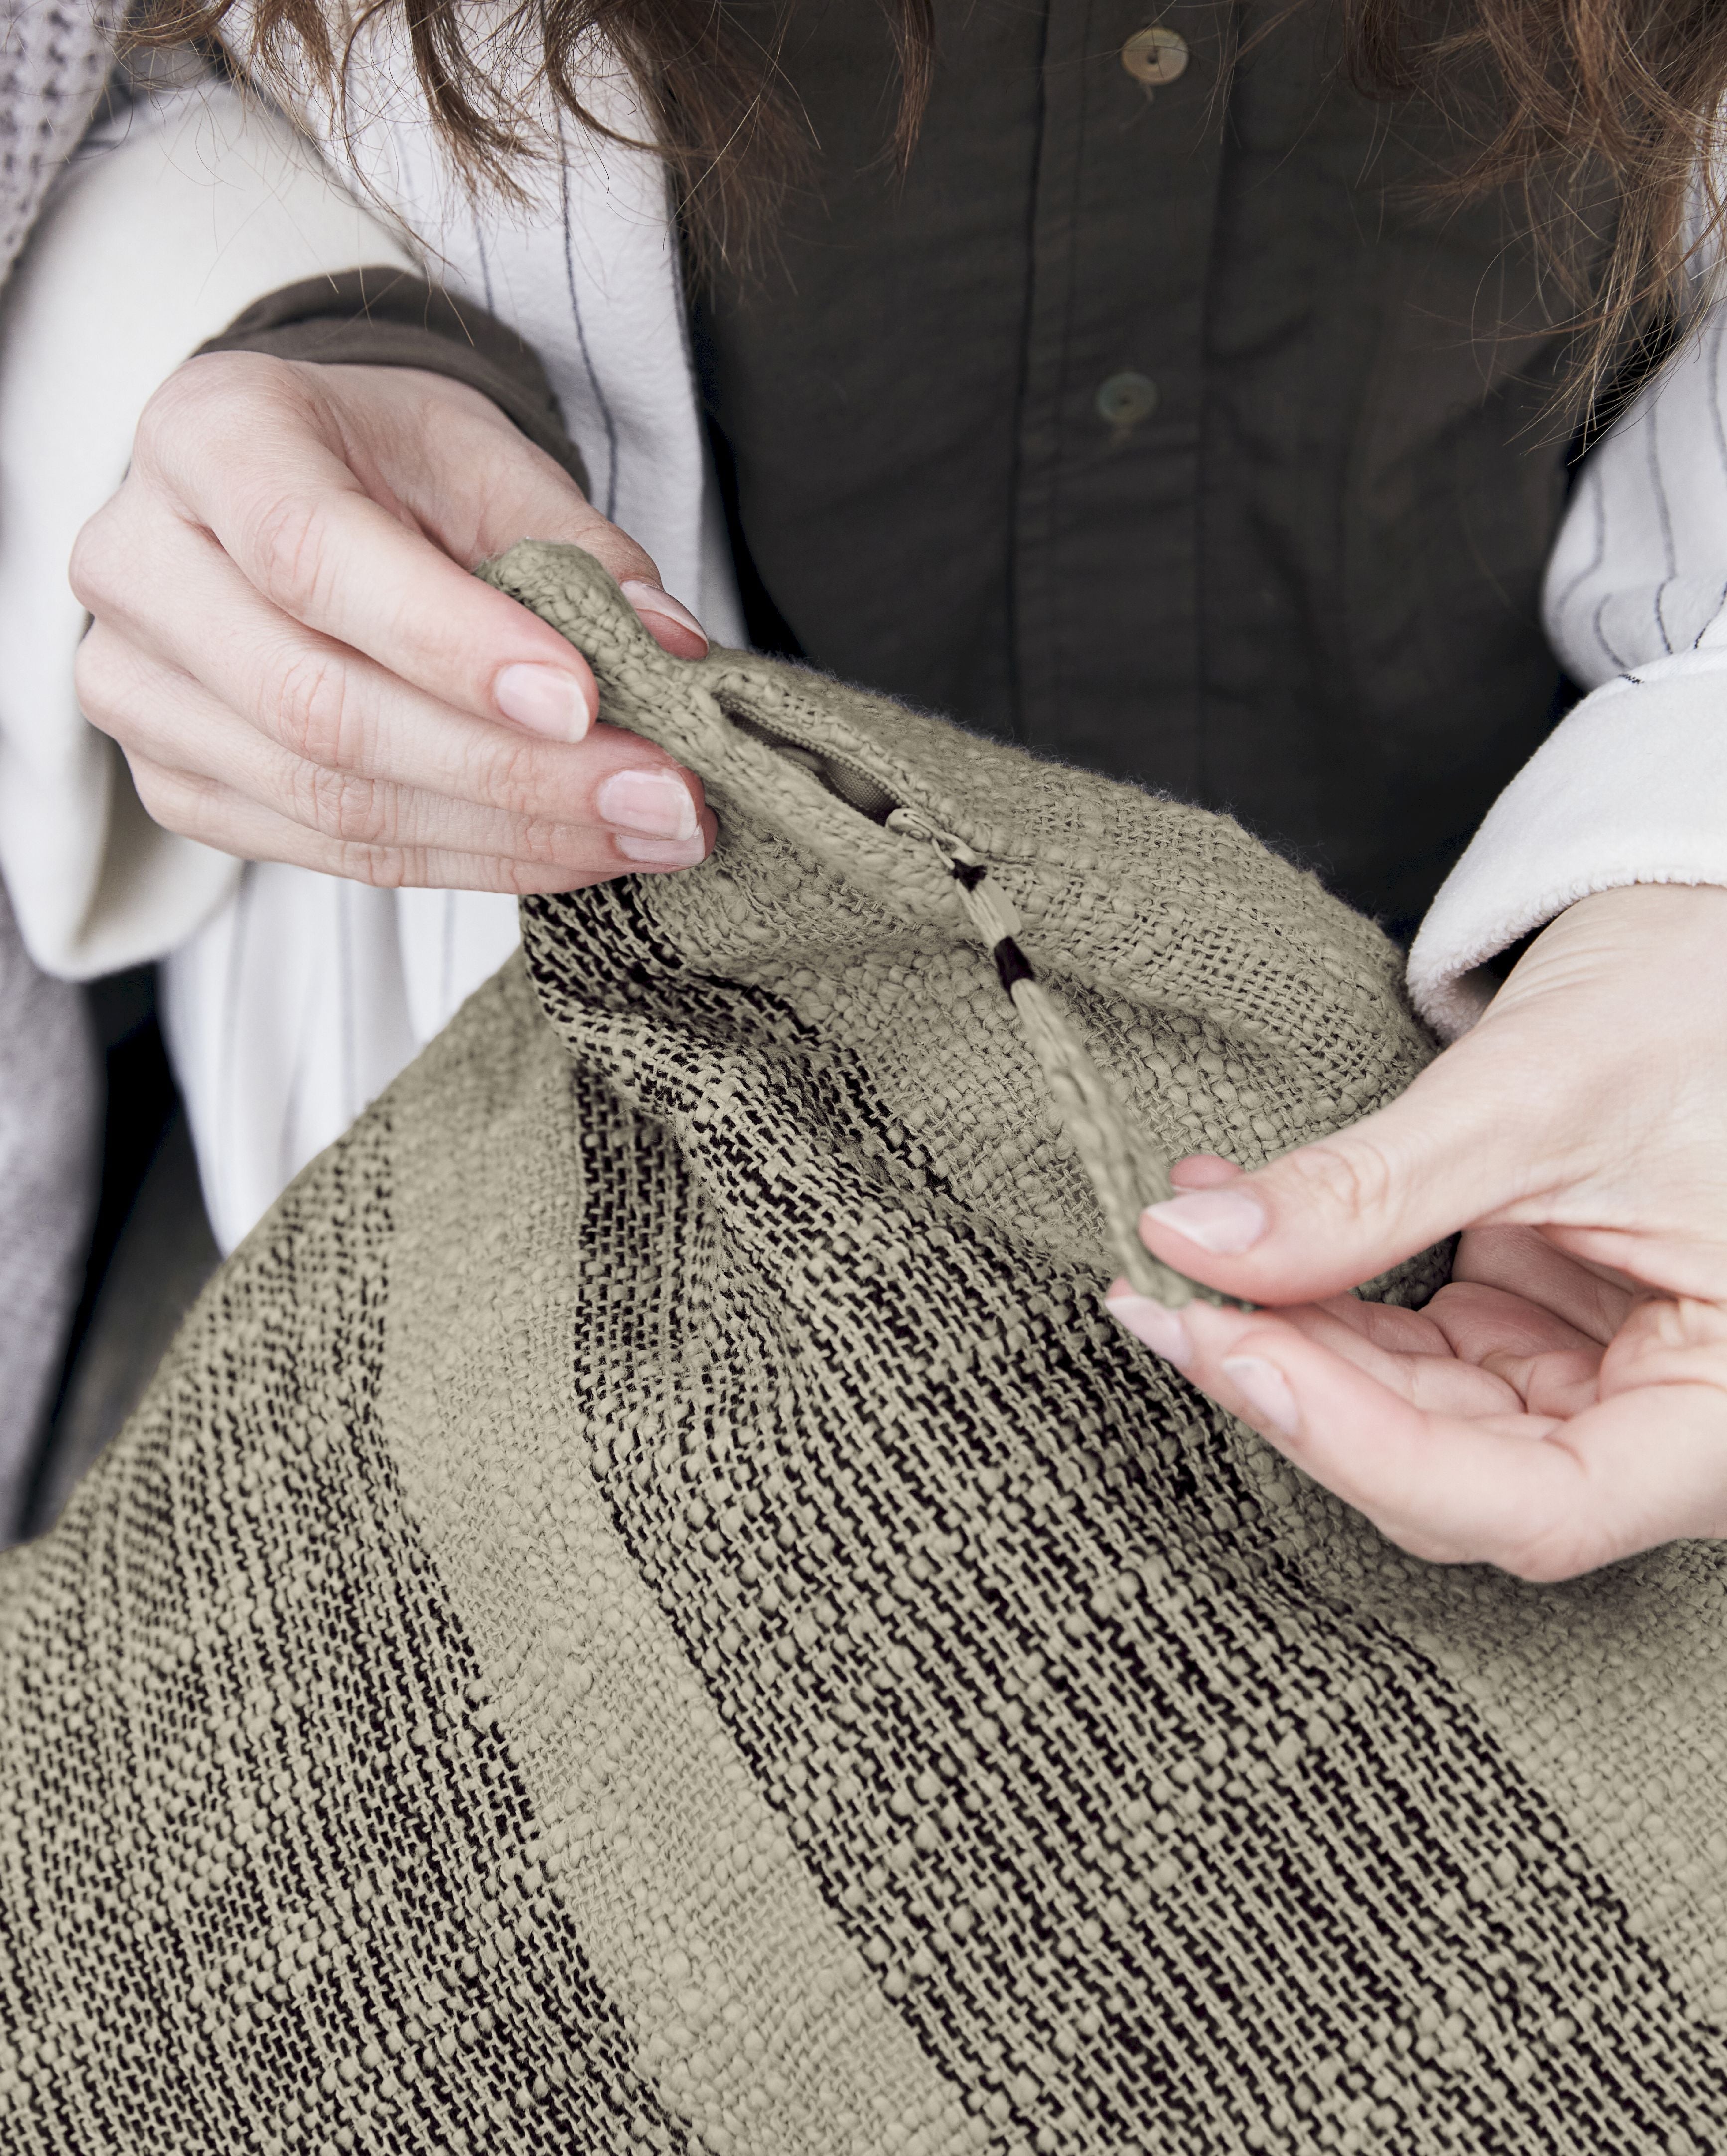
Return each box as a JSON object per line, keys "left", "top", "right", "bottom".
{"left": 693, "top": 0, "right": 1587, "bottom": 931}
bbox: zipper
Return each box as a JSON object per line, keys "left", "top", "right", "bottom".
{"left": 720, "top": 691, "right": 1234, "bottom": 1310}
{"left": 722, "top": 704, "right": 906, "bottom": 823}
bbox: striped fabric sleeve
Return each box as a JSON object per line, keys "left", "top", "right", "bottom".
{"left": 1408, "top": 291, "right": 1727, "bottom": 1037}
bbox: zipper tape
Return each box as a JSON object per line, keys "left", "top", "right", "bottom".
{"left": 885, "top": 808, "right": 1240, "bottom": 1312}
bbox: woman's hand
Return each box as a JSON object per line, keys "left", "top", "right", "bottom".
{"left": 1105, "top": 884, "right": 1727, "bottom": 1581}
{"left": 70, "top": 352, "right": 715, "bottom": 891}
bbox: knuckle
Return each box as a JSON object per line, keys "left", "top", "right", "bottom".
{"left": 599, "top": 534, "right": 662, "bottom": 587}
{"left": 71, "top": 631, "right": 119, "bottom": 726}
{"left": 130, "top": 759, "right": 214, "bottom": 843}
{"left": 533, "top": 513, "right": 659, "bottom": 589}
{"left": 298, "top": 763, "right": 393, "bottom": 847}
{"left": 499, "top": 856, "right": 545, "bottom": 897}
{"left": 126, "top": 757, "right": 182, "bottom": 825}
{"left": 74, "top": 634, "right": 151, "bottom": 746}
{"left": 507, "top": 813, "right": 588, "bottom": 871}
{"left": 470, "top": 730, "right": 558, "bottom": 821}
{"left": 131, "top": 367, "right": 204, "bottom": 464}
{"left": 244, "top": 490, "right": 339, "bottom": 621}
{"left": 314, "top": 771, "right": 388, "bottom": 845}
{"left": 1287, "top": 1138, "right": 1398, "bottom": 1226}
{"left": 273, "top": 645, "right": 361, "bottom": 769}
{"left": 68, "top": 509, "right": 128, "bottom": 614}
{"left": 139, "top": 350, "right": 304, "bottom": 457}
{"left": 331, "top": 838, "right": 409, "bottom": 889}
{"left": 499, "top": 853, "right": 584, "bottom": 896}
{"left": 613, "top": 536, "right": 662, "bottom": 584}
{"left": 133, "top": 363, "right": 225, "bottom": 475}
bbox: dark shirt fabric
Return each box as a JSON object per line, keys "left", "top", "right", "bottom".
{"left": 692, "top": 0, "right": 1594, "bottom": 931}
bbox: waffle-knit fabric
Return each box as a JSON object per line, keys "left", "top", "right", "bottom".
{"left": 0, "top": 0, "right": 122, "bottom": 286}
{"left": 1, "top": 546, "right": 1723, "bottom": 2154}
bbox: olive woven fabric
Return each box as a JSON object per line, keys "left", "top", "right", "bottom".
{"left": 1, "top": 548, "right": 1724, "bottom": 2155}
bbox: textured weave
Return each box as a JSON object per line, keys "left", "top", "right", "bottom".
{"left": 2, "top": 545, "right": 1724, "bottom": 2154}
{"left": 0, "top": 875, "right": 96, "bottom": 1539}
{"left": 0, "top": 0, "right": 121, "bottom": 285}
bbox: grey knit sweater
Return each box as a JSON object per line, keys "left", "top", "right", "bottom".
{"left": 0, "top": 0, "right": 123, "bottom": 284}
{"left": 0, "top": 0, "right": 118, "bottom": 1537}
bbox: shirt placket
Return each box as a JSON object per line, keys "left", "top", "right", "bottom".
{"left": 1013, "top": 0, "right": 1227, "bottom": 794}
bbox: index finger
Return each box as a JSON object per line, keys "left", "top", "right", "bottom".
{"left": 154, "top": 366, "right": 606, "bottom": 739}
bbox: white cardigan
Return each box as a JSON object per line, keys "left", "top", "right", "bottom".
{"left": 2, "top": 55, "right": 1724, "bottom": 1247}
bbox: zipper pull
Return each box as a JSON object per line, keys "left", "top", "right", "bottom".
{"left": 887, "top": 809, "right": 1238, "bottom": 1311}
{"left": 887, "top": 809, "right": 1033, "bottom": 992}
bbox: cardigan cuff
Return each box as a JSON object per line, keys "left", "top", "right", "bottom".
{"left": 197, "top": 266, "right": 590, "bottom": 493}
{"left": 1407, "top": 656, "right": 1727, "bottom": 1038}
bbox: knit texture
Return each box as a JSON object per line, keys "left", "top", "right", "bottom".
{"left": 2, "top": 544, "right": 1724, "bottom": 2153}
{"left": 0, "top": 874, "right": 96, "bottom": 1540}
{"left": 0, "top": 0, "right": 121, "bottom": 285}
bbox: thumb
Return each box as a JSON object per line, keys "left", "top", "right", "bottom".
{"left": 1136, "top": 1035, "right": 1544, "bottom": 1304}
{"left": 456, "top": 408, "right": 709, "bottom": 660}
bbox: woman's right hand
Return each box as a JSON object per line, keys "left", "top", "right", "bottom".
{"left": 70, "top": 351, "right": 716, "bottom": 892}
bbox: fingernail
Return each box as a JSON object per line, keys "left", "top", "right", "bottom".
{"left": 1103, "top": 1291, "right": 1193, "bottom": 1366}
{"left": 494, "top": 662, "right": 593, "bottom": 741}
{"left": 616, "top": 831, "right": 709, "bottom": 866}
{"left": 1143, "top": 1187, "right": 1267, "bottom": 1256}
{"left": 621, "top": 579, "right": 709, "bottom": 654}
{"left": 597, "top": 768, "right": 700, "bottom": 840}
{"left": 1220, "top": 1355, "right": 1301, "bottom": 1440}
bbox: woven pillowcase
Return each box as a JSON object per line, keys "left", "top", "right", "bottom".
{"left": 0, "top": 543, "right": 1722, "bottom": 2156}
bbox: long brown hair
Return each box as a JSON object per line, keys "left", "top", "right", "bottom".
{"left": 150, "top": 0, "right": 1727, "bottom": 404}
{"left": 162, "top": 0, "right": 934, "bottom": 270}
{"left": 1347, "top": 0, "right": 1727, "bottom": 407}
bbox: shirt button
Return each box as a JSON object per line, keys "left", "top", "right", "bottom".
{"left": 1121, "top": 25, "right": 1190, "bottom": 86}
{"left": 1096, "top": 371, "right": 1159, "bottom": 429}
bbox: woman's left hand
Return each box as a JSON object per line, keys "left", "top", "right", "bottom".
{"left": 1104, "top": 883, "right": 1727, "bottom": 1581}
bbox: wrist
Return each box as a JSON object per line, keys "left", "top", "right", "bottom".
{"left": 1486, "top": 881, "right": 1727, "bottom": 1030}
{"left": 1532, "top": 881, "right": 1727, "bottom": 960}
